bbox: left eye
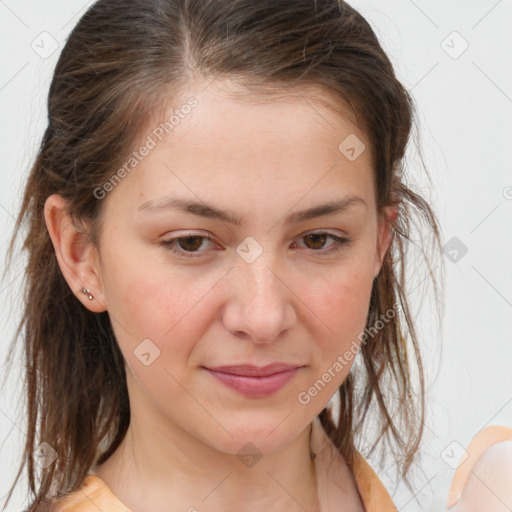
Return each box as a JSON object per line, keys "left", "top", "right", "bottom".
{"left": 293, "top": 232, "right": 350, "bottom": 253}
{"left": 159, "top": 231, "right": 351, "bottom": 258}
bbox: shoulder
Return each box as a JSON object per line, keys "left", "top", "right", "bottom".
{"left": 310, "top": 417, "right": 398, "bottom": 511}
{"left": 25, "top": 475, "right": 130, "bottom": 512}
{"left": 447, "top": 425, "right": 512, "bottom": 511}
{"left": 53, "top": 475, "right": 131, "bottom": 512}
{"left": 351, "top": 451, "right": 398, "bottom": 512}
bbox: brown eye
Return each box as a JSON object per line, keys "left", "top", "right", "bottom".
{"left": 295, "top": 231, "right": 351, "bottom": 255}
{"left": 176, "top": 236, "right": 204, "bottom": 252}
{"left": 159, "top": 233, "right": 215, "bottom": 258}
{"left": 303, "top": 233, "right": 329, "bottom": 250}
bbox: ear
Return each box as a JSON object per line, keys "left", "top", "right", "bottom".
{"left": 373, "top": 203, "right": 399, "bottom": 278}
{"left": 44, "top": 194, "right": 107, "bottom": 312}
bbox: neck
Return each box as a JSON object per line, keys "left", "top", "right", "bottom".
{"left": 94, "top": 411, "right": 320, "bottom": 512}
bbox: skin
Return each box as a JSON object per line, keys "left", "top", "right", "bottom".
{"left": 44, "top": 80, "right": 397, "bottom": 512}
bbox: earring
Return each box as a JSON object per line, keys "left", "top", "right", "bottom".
{"left": 81, "top": 287, "right": 94, "bottom": 300}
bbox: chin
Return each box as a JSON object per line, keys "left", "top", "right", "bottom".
{"left": 203, "top": 410, "right": 311, "bottom": 456}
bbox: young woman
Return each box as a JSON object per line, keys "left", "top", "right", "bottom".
{"left": 7, "top": 0, "right": 504, "bottom": 510}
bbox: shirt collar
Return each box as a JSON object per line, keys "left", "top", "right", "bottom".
{"left": 310, "top": 415, "right": 398, "bottom": 512}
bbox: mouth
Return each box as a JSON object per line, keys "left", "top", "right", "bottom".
{"left": 202, "top": 363, "right": 304, "bottom": 397}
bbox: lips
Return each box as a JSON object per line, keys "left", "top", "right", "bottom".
{"left": 206, "top": 363, "right": 302, "bottom": 377}
{"left": 203, "top": 363, "right": 304, "bottom": 397}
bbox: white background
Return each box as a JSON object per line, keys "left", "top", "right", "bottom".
{"left": 0, "top": 0, "right": 511, "bottom": 510}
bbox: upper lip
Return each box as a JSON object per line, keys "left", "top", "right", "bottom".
{"left": 205, "top": 363, "right": 303, "bottom": 377}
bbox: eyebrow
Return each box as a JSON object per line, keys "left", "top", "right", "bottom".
{"left": 137, "top": 195, "right": 367, "bottom": 226}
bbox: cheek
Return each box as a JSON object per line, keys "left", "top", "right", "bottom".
{"left": 101, "top": 243, "right": 223, "bottom": 374}
{"left": 312, "top": 259, "right": 375, "bottom": 338}
{"left": 103, "top": 265, "right": 204, "bottom": 406}
{"left": 100, "top": 233, "right": 196, "bottom": 333}
{"left": 307, "top": 256, "right": 375, "bottom": 372}
{"left": 296, "top": 268, "right": 374, "bottom": 411}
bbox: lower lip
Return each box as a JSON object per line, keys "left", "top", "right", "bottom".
{"left": 204, "top": 367, "right": 301, "bottom": 397}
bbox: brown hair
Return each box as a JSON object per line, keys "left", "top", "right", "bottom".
{"left": 2, "top": 0, "right": 443, "bottom": 509}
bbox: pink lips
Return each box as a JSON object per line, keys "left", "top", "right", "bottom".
{"left": 203, "top": 363, "right": 303, "bottom": 397}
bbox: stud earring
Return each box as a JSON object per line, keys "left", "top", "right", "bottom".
{"left": 81, "top": 287, "right": 94, "bottom": 300}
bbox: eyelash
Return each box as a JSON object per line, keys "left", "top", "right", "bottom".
{"left": 159, "top": 232, "right": 352, "bottom": 258}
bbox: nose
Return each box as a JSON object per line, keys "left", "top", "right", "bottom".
{"left": 222, "top": 252, "right": 297, "bottom": 344}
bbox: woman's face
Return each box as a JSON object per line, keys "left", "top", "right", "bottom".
{"left": 91, "top": 82, "right": 394, "bottom": 456}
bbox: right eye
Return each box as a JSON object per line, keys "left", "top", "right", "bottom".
{"left": 159, "top": 233, "right": 217, "bottom": 258}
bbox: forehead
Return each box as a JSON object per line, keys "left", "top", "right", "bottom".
{"left": 139, "top": 80, "right": 370, "bottom": 160}
{"left": 108, "top": 81, "right": 375, "bottom": 214}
